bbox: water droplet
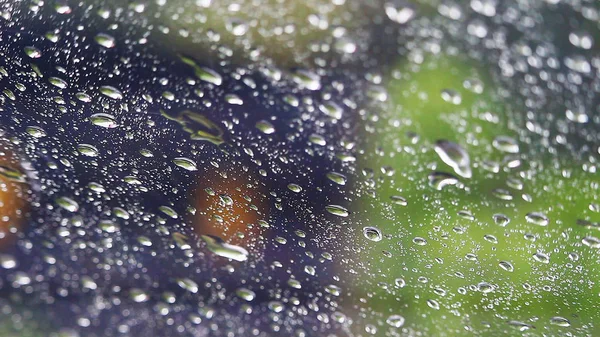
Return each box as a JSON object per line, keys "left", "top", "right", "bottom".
{"left": 569, "top": 31, "right": 594, "bottom": 49}
{"left": 386, "top": 314, "right": 405, "bottom": 328}
{"left": 363, "top": 226, "right": 383, "bottom": 242}
{"left": 533, "top": 251, "right": 550, "bottom": 264}
{"left": 24, "top": 46, "right": 42, "bottom": 58}
{"left": 434, "top": 140, "right": 471, "bottom": 178}
{"left": 428, "top": 172, "right": 460, "bottom": 190}
{"left": 327, "top": 172, "right": 347, "bottom": 185}
{"left": 325, "top": 284, "right": 342, "bottom": 296}
{"left": 57, "top": 196, "right": 79, "bottom": 212}
{"left": 236, "top": 288, "right": 256, "bottom": 301}
{"left": 394, "top": 278, "right": 406, "bottom": 288}
{"left": 525, "top": 212, "right": 549, "bottom": 226}
{"left": 95, "top": 33, "right": 115, "bottom": 48}
{"left": 565, "top": 109, "right": 589, "bottom": 124}
{"left": 225, "top": 94, "right": 243, "bottom": 105}
{"left": 76, "top": 92, "right": 92, "bottom": 102}
{"left": 0, "top": 254, "right": 17, "bottom": 269}
{"left": 90, "top": 113, "right": 118, "bottom": 128}
{"left": 385, "top": 2, "right": 415, "bottom": 24}
{"left": 99, "top": 85, "right": 123, "bottom": 99}
{"left": 226, "top": 18, "right": 249, "bottom": 36}
{"left": 49, "top": 77, "right": 68, "bottom": 89}
{"left": 268, "top": 301, "right": 284, "bottom": 313}
{"left": 582, "top": 236, "right": 600, "bottom": 248}
{"left": 173, "top": 157, "right": 198, "bottom": 171}
{"left": 498, "top": 260, "right": 514, "bottom": 272}
{"left": 492, "top": 136, "right": 519, "bottom": 153}
{"left": 292, "top": 70, "right": 321, "bottom": 91}
{"left": 319, "top": 101, "right": 343, "bottom": 120}
{"left": 325, "top": 205, "right": 349, "bottom": 217}
{"left": 99, "top": 220, "right": 119, "bottom": 233}
{"left": 81, "top": 276, "right": 97, "bottom": 290}
{"left": 0, "top": 165, "right": 26, "bottom": 183}
{"left": 77, "top": 144, "right": 99, "bottom": 157}
{"left": 493, "top": 214, "right": 510, "bottom": 227}
{"left": 441, "top": 89, "right": 462, "bottom": 104}
{"left": 201, "top": 235, "right": 248, "bottom": 262}
{"left": 478, "top": 282, "right": 494, "bottom": 293}
{"left": 26, "top": 126, "right": 47, "bottom": 138}
{"left": 308, "top": 134, "right": 326, "bottom": 146}
{"left": 177, "top": 278, "right": 199, "bottom": 293}
{"left": 137, "top": 236, "right": 152, "bottom": 247}
{"left": 195, "top": 67, "right": 222, "bottom": 86}
{"left": 413, "top": 237, "right": 427, "bottom": 246}
{"left": 159, "top": 205, "right": 178, "bottom": 219}
{"left": 287, "top": 279, "right": 302, "bottom": 289}
{"left": 427, "top": 299, "right": 440, "bottom": 310}
{"left": 130, "top": 288, "right": 149, "bottom": 303}
{"left": 492, "top": 188, "right": 513, "bottom": 201}
{"left": 256, "top": 120, "right": 275, "bottom": 134}
{"left": 550, "top": 316, "right": 571, "bottom": 327}
{"left": 390, "top": 195, "right": 407, "bottom": 206}
{"left": 287, "top": 183, "right": 302, "bottom": 193}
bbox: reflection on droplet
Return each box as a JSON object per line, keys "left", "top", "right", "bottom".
{"left": 434, "top": 140, "right": 471, "bottom": 178}
{"left": 319, "top": 101, "right": 343, "bottom": 120}
{"left": 533, "top": 251, "right": 550, "bottom": 264}
{"left": 24, "top": 46, "right": 42, "bottom": 58}
{"left": 255, "top": 120, "right": 275, "bottom": 134}
{"left": 550, "top": 316, "right": 571, "bottom": 327}
{"left": 327, "top": 172, "right": 347, "bottom": 185}
{"left": 287, "top": 183, "right": 302, "bottom": 193}
{"left": 363, "top": 226, "right": 382, "bottom": 242}
{"left": 386, "top": 314, "right": 405, "bottom": 328}
{"left": 498, "top": 260, "right": 514, "bottom": 272}
{"left": 173, "top": 157, "right": 198, "bottom": 171}
{"left": 90, "top": 113, "right": 118, "bottom": 128}
{"left": 95, "top": 33, "right": 116, "bottom": 48}
{"left": 77, "top": 144, "right": 99, "bottom": 157}
{"left": 493, "top": 213, "right": 510, "bottom": 227}
{"left": 26, "top": 126, "right": 46, "bottom": 138}
{"left": 525, "top": 212, "right": 549, "bottom": 226}
{"left": 201, "top": 235, "right": 249, "bottom": 262}
{"left": 582, "top": 236, "right": 600, "bottom": 248}
{"left": 492, "top": 135, "right": 519, "bottom": 153}
{"left": 428, "top": 172, "right": 460, "bottom": 190}
{"left": 56, "top": 196, "right": 79, "bottom": 213}
{"left": 49, "top": 77, "right": 67, "bottom": 89}
{"left": 292, "top": 70, "right": 321, "bottom": 91}
{"left": 130, "top": 288, "right": 149, "bottom": 303}
{"left": 177, "top": 278, "right": 199, "bottom": 293}
{"left": 236, "top": 288, "right": 256, "bottom": 301}
{"left": 99, "top": 85, "right": 123, "bottom": 99}
{"left": 325, "top": 205, "right": 349, "bottom": 217}
{"left": 441, "top": 89, "right": 462, "bottom": 104}
{"left": 385, "top": 2, "right": 415, "bottom": 24}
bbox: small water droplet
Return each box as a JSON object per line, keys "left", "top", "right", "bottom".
{"left": 95, "top": 33, "right": 116, "bottom": 48}
{"left": 173, "top": 157, "right": 198, "bottom": 171}
{"left": 363, "top": 226, "right": 383, "bottom": 242}
{"left": 492, "top": 136, "right": 519, "bottom": 153}
{"left": 434, "top": 140, "right": 471, "bottom": 178}
{"left": 386, "top": 314, "right": 405, "bottom": 328}
{"left": 99, "top": 85, "right": 123, "bottom": 99}
{"left": 325, "top": 205, "right": 349, "bottom": 217}
{"left": 90, "top": 113, "right": 118, "bottom": 128}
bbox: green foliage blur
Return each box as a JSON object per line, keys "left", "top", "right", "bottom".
{"left": 354, "top": 53, "right": 600, "bottom": 336}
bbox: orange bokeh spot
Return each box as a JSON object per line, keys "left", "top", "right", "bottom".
{"left": 0, "top": 145, "right": 28, "bottom": 251}
{"left": 192, "top": 166, "right": 267, "bottom": 247}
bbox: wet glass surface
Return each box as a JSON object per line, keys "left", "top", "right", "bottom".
{"left": 0, "top": 0, "right": 600, "bottom": 336}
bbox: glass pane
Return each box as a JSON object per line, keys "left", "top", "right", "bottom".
{"left": 0, "top": 0, "right": 599, "bottom": 336}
